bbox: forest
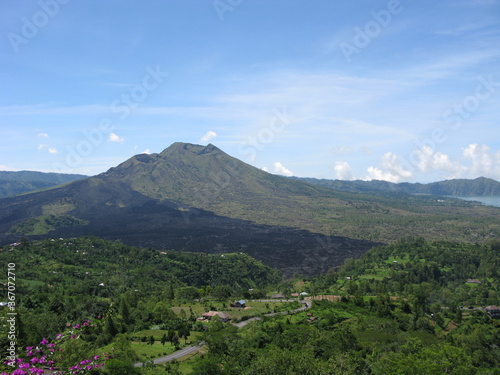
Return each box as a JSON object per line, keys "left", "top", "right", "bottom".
{"left": 0, "top": 237, "right": 499, "bottom": 374}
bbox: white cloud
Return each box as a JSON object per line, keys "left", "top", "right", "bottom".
{"left": 108, "top": 133, "right": 124, "bottom": 143}
{"left": 273, "top": 162, "right": 293, "bottom": 177}
{"left": 365, "top": 152, "right": 412, "bottom": 183}
{"left": 380, "top": 152, "right": 413, "bottom": 179}
{"left": 413, "top": 146, "right": 465, "bottom": 178}
{"left": 142, "top": 149, "right": 151, "bottom": 154}
{"left": 47, "top": 147, "right": 58, "bottom": 154}
{"left": 365, "top": 167, "right": 402, "bottom": 183}
{"left": 368, "top": 144, "right": 500, "bottom": 182}
{"left": 0, "top": 165, "right": 9, "bottom": 171}
{"left": 37, "top": 132, "right": 49, "bottom": 138}
{"left": 462, "top": 143, "right": 500, "bottom": 179}
{"left": 333, "top": 161, "right": 353, "bottom": 180}
{"left": 200, "top": 130, "right": 217, "bottom": 143}
{"left": 261, "top": 166, "right": 269, "bottom": 172}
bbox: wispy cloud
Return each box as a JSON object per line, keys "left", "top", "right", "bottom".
{"left": 37, "top": 144, "right": 58, "bottom": 154}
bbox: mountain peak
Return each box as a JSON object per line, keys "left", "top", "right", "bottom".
{"left": 160, "top": 142, "right": 223, "bottom": 157}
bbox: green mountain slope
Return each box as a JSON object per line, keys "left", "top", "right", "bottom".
{"left": 103, "top": 142, "right": 328, "bottom": 225}
{"left": 0, "top": 170, "right": 87, "bottom": 198}
{"left": 101, "top": 143, "right": 500, "bottom": 242}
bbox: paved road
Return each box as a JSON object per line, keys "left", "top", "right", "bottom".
{"left": 135, "top": 300, "right": 312, "bottom": 365}
{"left": 134, "top": 341, "right": 206, "bottom": 367}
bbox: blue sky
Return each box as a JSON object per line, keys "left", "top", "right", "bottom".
{"left": 1, "top": 0, "right": 499, "bottom": 182}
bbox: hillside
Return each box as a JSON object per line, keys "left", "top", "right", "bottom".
{"left": 0, "top": 236, "right": 281, "bottom": 294}
{"left": 0, "top": 143, "right": 499, "bottom": 276}
{"left": 0, "top": 170, "right": 87, "bottom": 198}
{"left": 190, "top": 238, "right": 500, "bottom": 374}
{"left": 296, "top": 176, "right": 500, "bottom": 197}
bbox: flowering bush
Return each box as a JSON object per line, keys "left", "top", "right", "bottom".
{"left": 2, "top": 317, "right": 108, "bottom": 375}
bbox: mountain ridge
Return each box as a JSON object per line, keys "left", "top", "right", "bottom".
{"left": 294, "top": 176, "right": 500, "bottom": 197}
{"left": 0, "top": 170, "right": 87, "bottom": 198}
{"left": 0, "top": 142, "right": 499, "bottom": 276}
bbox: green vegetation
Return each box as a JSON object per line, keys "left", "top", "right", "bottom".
{"left": 0, "top": 236, "right": 498, "bottom": 374}
{"left": 185, "top": 238, "right": 500, "bottom": 374}
{"left": 0, "top": 237, "right": 280, "bottom": 349}
{"left": 8, "top": 214, "right": 88, "bottom": 235}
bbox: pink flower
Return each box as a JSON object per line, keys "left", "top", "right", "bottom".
{"left": 40, "top": 338, "right": 48, "bottom": 345}
{"left": 74, "top": 324, "right": 80, "bottom": 329}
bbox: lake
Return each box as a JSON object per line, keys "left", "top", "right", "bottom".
{"left": 452, "top": 196, "right": 500, "bottom": 208}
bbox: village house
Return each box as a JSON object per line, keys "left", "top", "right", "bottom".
{"left": 200, "top": 311, "right": 230, "bottom": 322}
{"left": 485, "top": 305, "right": 500, "bottom": 319}
{"left": 231, "top": 299, "right": 246, "bottom": 308}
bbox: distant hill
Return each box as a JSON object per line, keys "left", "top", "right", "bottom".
{"left": 0, "top": 170, "right": 87, "bottom": 198}
{"left": 294, "top": 177, "right": 500, "bottom": 197}
{"left": 0, "top": 142, "right": 499, "bottom": 276}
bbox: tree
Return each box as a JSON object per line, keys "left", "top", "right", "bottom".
{"left": 171, "top": 332, "right": 180, "bottom": 349}
{"left": 106, "top": 316, "right": 119, "bottom": 337}
{"left": 177, "top": 286, "right": 200, "bottom": 300}
{"left": 178, "top": 322, "right": 191, "bottom": 343}
{"left": 161, "top": 333, "right": 168, "bottom": 346}
{"left": 148, "top": 335, "right": 155, "bottom": 346}
{"left": 119, "top": 297, "right": 131, "bottom": 326}
{"left": 212, "top": 285, "right": 232, "bottom": 300}
{"left": 152, "top": 301, "right": 175, "bottom": 323}
{"left": 167, "top": 284, "right": 175, "bottom": 300}
{"left": 57, "top": 339, "right": 94, "bottom": 369}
